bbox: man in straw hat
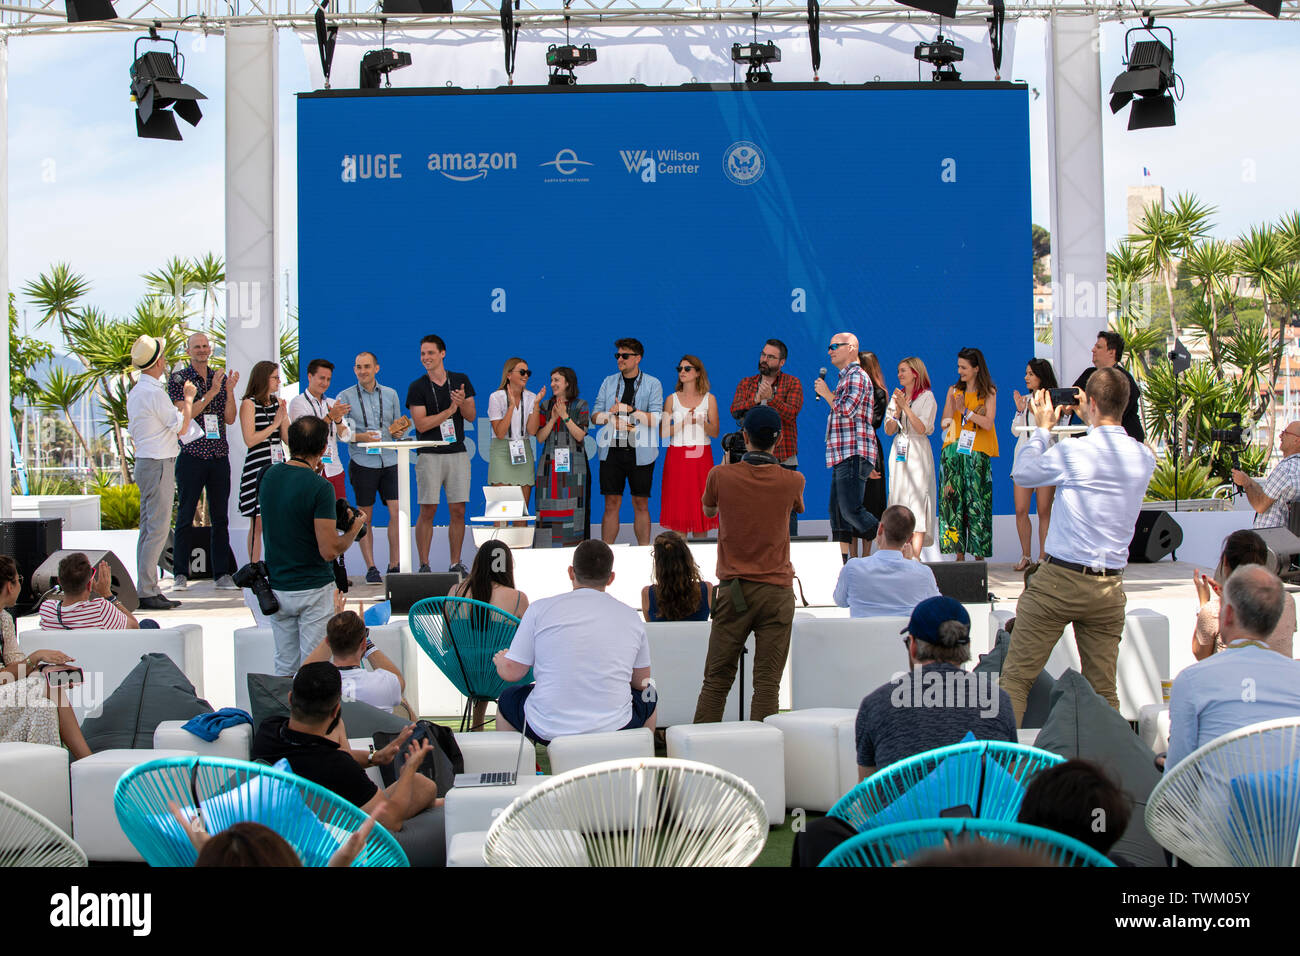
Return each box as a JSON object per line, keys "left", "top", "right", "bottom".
{"left": 126, "top": 334, "right": 199, "bottom": 610}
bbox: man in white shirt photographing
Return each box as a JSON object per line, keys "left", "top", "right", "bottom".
{"left": 1000, "top": 367, "right": 1156, "bottom": 725}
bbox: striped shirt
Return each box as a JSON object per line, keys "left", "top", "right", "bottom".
{"left": 824, "top": 363, "right": 877, "bottom": 468}
{"left": 39, "top": 597, "right": 128, "bottom": 630}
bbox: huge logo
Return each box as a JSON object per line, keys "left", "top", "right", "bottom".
{"left": 723, "top": 141, "right": 765, "bottom": 186}
{"left": 619, "top": 148, "right": 701, "bottom": 183}
{"left": 426, "top": 151, "right": 518, "bottom": 182}
{"left": 539, "top": 148, "right": 594, "bottom": 183}
{"left": 340, "top": 154, "right": 403, "bottom": 183}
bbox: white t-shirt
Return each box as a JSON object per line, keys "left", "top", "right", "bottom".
{"left": 503, "top": 588, "right": 651, "bottom": 742}
{"left": 487, "top": 389, "right": 538, "bottom": 440}
{"left": 337, "top": 665, "right": 402, "bottom": 713}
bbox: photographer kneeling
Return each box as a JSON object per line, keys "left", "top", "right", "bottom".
{"left": 260, "top": 415, "right": 366, "bottom": 675}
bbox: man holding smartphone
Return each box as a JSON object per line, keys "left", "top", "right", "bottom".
{"left": 38, "top": 552, "right": 153, "bottom": 630}
{"left": 1068, "top": 331, "right": 1144, "bottom": 442}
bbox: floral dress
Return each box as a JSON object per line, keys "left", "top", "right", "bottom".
{"left": 0, "top": 612, "right": 60, "bottom": 747}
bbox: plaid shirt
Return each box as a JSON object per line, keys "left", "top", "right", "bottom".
{"left": 730, "top": 372, "right": 803, "bottom": 461}
{"left": 1255, "top": 454, "right": 1300, "bottom": 529}
{"left": 167, "top": 364, "right": 228, "bottom": 460}
{"left": 824, "top": 364, "right": 877, "bottom": 468}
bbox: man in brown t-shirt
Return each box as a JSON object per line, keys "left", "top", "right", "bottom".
{"left": 694, "top": 406, "right": 805, "bottom": 723}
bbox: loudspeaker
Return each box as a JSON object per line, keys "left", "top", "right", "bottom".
{"left": 31, "top": 550, "right": 139, "bottom": 612}
{"left": 385, "top": 572, "right": 463, "bottom": 614}
{"left": 1253, "top": 527, "right": 1300, "bottom": 579}
{"left": 0, "top": 518, "right": 63, "bottom": 616}
{"left": 1129, "top": 510, "right": 1183, "bottom": 563}
{"left": 924, "top": 561, "right": 988, "bottom": 603}
{"left": 159, "top": 532, "right": 237, "bottom": 580}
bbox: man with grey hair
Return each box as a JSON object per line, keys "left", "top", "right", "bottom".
{"left": 1165, "top": 564, "right": 1300, "bottom": 771}
{"left": 813, "top": 331, "right": 879, "bottom": 561}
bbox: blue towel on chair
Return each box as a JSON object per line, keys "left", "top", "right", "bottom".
{"left": 182, "top": 708, "right": 253, "bottom": 742}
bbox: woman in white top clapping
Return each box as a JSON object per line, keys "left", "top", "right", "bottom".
{"left": 883, "top": 356, "right": 938, "bottom": 559}
{"left": 487, "top": 357, "right": 543, "bottom": 511}
{"left": 1011, "top": 358, "right": 1060, "bottom": 571}
{"left": 659, "top": 354, "right": 719, "bottom": 537}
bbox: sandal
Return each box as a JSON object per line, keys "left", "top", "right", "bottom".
{"left": 1013, "top": 555, "right": 1032, "bottom": 572}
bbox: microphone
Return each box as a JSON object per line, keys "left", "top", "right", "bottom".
{"left": 815, "top": 367, "right": 828, "bottom": 401}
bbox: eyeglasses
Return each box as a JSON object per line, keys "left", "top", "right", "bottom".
{"left": 676, "top": 365, "right": 696, "bottom": 373}
{"left": 827, "top": 343, "right": 851, "bottom": 352}
{"left": 516, "top": 368, "right": 531, "bottom": 378}
{"left": 615, "top": 352, "right": 637, "bottom": 360}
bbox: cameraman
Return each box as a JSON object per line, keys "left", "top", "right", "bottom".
{"left": 693, "top": 406, "right": 805, "bottom": 724}
{"left": 1232, "top": 423, "right": 1300, "bottom": 529}
{"left": 260, "top": 415, "right": 366, "bottom": 675}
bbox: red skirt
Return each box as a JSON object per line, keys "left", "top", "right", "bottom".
{"left": 659, "top": 444, "right": 718, "bottom": 534}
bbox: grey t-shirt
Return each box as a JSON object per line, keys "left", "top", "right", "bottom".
{"left": 855, "top": 662, "right": 1018, "bottom": 770}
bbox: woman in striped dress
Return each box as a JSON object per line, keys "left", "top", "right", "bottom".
{"left": 239, "top": 361, "right": 289, "bottom": 562}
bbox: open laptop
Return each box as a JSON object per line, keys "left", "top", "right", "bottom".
{"left": 453, "top": 717, "right": 533, "bottom": 788}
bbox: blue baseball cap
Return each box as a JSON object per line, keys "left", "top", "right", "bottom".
{"left": 742, "top": 405, "right": 782, "bottom": 441}
{"left": 901, "top": 596, "right": 970, "bottom": 643}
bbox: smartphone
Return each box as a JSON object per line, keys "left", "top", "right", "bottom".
{"left": 939, "top": 804, "right": 974, "bottom": 819}
{"left": 43, "top": 666, "right": 84, "bottom": 689}
{"left": 1048, "top": 387, "right": 1079, "bottom": 407}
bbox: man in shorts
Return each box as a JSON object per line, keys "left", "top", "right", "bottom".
{"left": 591, "top": 337, "right": 663, "bottom": 545}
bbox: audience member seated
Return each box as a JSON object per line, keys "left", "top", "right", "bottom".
{"left": 1166, "top": 565, "right": 1300, "bottom": 772}
{"left": 169, "top": 806, "right": 379, "bottom": 867}
{"left": 641, "top": 530, "right": 713, "bottom": 622}
{"left": 252, "top": 662, "right": 439, "bottom": 832}
{"left": 0, "top": 555, "right": 92, "bottom": 759}
{"left": 833, "top": 505, "right": 940, "bottom": 618}
{"left": 856, "top": 596, "right": 1016, "bottom": 780}
{"left": 302, "top": 607, "right": 405, "bottom": 715}
{"left": 1192, "top": 529, "right": 1295, "bottom": 660}
{"left": 1017, "top": 758, "right": 1134, "bottom": 865}
{"left": 493, "top": 540, "right": 655, "bottom": 744}
{"left": 38, "top": 552, "right": 155, "bottom": 630}
{"left": 448, "top": 539, "right": 529, "bottom": 729}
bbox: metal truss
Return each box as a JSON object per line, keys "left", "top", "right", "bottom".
{"left": 2, "top": 0, "right": 1294, "bottom": 35}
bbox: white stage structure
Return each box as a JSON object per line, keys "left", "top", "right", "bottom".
{"left": 0, "top": 0, "right": 1295, "bottom": 520}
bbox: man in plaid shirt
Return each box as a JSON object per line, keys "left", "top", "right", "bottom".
{"left": 1233, "top": 423, "right": 1300, "bottom": 529}
{"left": 813, "top": 331, "right": 879, "bottom": 560}
{"left": 731, "top": 338, "right": 803, "bottom": 536}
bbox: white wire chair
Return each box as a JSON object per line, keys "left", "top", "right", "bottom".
{"left": 1146, "top": 716, "right": 1300, "bottom": 866}
{"left": 483, "top": 758, "right": 768, "bottom": 867}
{"left": 0, "top": 791, "right": 87, "bottom": 867}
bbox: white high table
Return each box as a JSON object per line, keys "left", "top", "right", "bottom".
{"left": 357, "top": 439, "right": 449, "bottom": 573}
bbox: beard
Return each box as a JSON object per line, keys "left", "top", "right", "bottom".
{"left": 759, "top": 362, "right": 775, "bottom": 376}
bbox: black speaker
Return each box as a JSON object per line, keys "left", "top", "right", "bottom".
{"left": 0, "top": 518, "right": 63, "bottom": 615}
{"left": 31, "top": 549, "right": 139, "bottom": 612}
{"left": 1129, "top": 510, "right": 1183, "bottom": 563}
{"left": 159, "top": 532, "right": 237, "bottom": 580}
{"left": 385, "top": 572, "right": 463, "bottom": 614}
{"left": 924, "top": 561, "right": 988, "bottom": 603}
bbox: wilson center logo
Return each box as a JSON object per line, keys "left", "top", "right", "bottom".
{"left": 426, "top": 151, "right": 519, "bottom": 182}
{"left": 618, "top": 148, "right": 701, "bottom": 183}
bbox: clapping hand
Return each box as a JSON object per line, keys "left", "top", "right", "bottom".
{"left": 534, "top": 385, "right": 547, "bottom": 406}
{"left": 273, "top": 399, "right": 288, "bottom": 426}
{"left": 226, "top": 369, "right": 240, "bottom": 394}
{"left": 370, "top": 724, "right": 415, "bottom": 767}
{"left": 756, "top": 379, "right": 775, "bottom": 402}
{"left": 331, "top": 401, "right": 351, "bottom": 422}
{"left": 1013, "top": 389, "right": 1027, "bottom": 413}
{"left": 168, "top": 801, "right": 209, "bottom": 854}
{"left": 328, "top": 805, "right": 382, "bottom": 867}
{"left": 205, "top": 373, "right": 224, "bottom": 399}
{"left": 182, "top": 380, "right": 199, "bottom": 402}
{"left": 92, "top": 560, "right": 114, "bottom": 598}
{"left": 450, "top": 386, "right": 467, "bottom": 410}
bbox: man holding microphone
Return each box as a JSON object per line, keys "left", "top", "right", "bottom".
{"left": 813, "top": 331, "right": 879, "bottom": 561}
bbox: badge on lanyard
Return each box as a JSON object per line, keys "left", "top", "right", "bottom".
{"left": 554, "top": 447, "right": 571, "bottom": 473}
{"left": 366, "top": 445, "right": 382, "bottom": 456}
{"left": 894, "top": 432, "right": 909, "bottom": 463}
{"left": 440, "top": 419, "right": 457, "bottom": 442}
{"left": 270, "top": 442, "right": 285, "bottom": 464}
{"left": 322, "top": 453, "right": 333, "bottom": 465}
{"left": 204, "top": 414, "right": 220, "bottom": 440}
{"left": 957, "top": 428, "right": 976, "bottom": 456}
{"left": 509, "top": 438, "right": 527, "bottom": 465}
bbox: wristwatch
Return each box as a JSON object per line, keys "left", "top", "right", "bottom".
{"left": 366, "top": 744, "right": 377, "bottom": 767}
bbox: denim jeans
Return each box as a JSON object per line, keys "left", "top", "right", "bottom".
{"left": 829, "top": 455, "right": 880, "bottom": 540}
{"left": 270, "top": 582, "right": 336, "bottom": 675}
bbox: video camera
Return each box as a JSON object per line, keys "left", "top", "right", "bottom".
{"left": 1210, "top": 412, "right": 1248, "bottom": 478}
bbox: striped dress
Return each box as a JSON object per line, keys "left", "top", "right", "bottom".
{"left": 239, "top": 400, "right": 281, "bottom": 517}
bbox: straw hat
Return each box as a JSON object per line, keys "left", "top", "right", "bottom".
{"left": 130, "top": 335, "right": 164, "bottom": 370}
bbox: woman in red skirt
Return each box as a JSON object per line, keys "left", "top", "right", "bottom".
{"left": 659, "top": 354, "right": 719, "bottom": 537}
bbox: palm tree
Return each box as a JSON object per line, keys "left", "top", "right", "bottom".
{"left": 62, "top": 308, "right": 138, "bottom": 482}
{"left": 22, "top": 263, "right": 90, "bottom": 338}
{"left": 1180, "top": 239, "right": 1237, "bottom": 366}
{"left": 143, "top": 256, "right": 198, "bottom": 317}
{"left": 1128, "top": 192, "right": 1215, "bottom": 345}
{"left": 33, "top": 367, "right": 95, "bottom": 466}
{"left": 189, "top": 253, "right": 225, "bottom": 330}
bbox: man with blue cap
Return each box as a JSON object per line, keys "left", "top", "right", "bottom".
{"left": 693, "top": 405, "right": 805, "bottom": 723}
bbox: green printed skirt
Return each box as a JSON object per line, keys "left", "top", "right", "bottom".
{"left": 939, "top": 444, "right": 993, "bottom": 558}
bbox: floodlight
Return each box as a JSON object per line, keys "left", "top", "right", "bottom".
{"left": 65, "top": 0, "right": 117, "bottom": 21}
{"left": 914, "top": 33, "right": 963, "bottom": 83}
{"left": 1109, "top": 23, "right": 1178, "bottom": 130}
{"left": 381, "top": 0, "right": 452, "bottom": 11}
{"left": 360, "top": 49, "right": 413, "bottom": 89}
{"left": 129, "top": 35, "right": 206, "bottom": 141}
{"left": 731, "top": 41, "right": 781, "bottom": 84}
{"left": 547, "top": 43, "right": 597, "bottom": 85}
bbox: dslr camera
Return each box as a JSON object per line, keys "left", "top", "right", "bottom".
{"left": 232, "top": 561, "right": 279, "bottom": 616}
{"left": 336, "top": 499, "right": 368, "bottom": 541}
{"left": 721, "top": 432, "right": 747, "bottom": 464}
{"left": 1209, "top": 412, "right": 1246, "bottom": 447}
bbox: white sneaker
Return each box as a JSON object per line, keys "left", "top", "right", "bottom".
{"left": 173, "top": 575, "right": 188, "bottom": 590}
{"left": 214, "top": 575, "right": 238, "bottom": 591}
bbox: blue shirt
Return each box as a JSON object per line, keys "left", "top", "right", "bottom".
{"left": 337, "top": 382, "right": 402, "bottom": 468}
{"left": 592, "top": 371, "right": 663, "bottom": 465}
{"left": 834, "top": 549, "right": 940, "bottom": 618}
{"left": 1165, "top": 643, "right": 1300, "bottom": 772}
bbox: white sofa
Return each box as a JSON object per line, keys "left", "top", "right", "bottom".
{"left": 788, "top": 616, "right": 911, "bottom": 711}
{"left": 763, "top": 709, "right": 859, "bottom": 813}
{"left": 644, "top": 621, "right": 754, "bottom": 726}
{"left": 666, "top": 721, "right": 786, "bottom": 826}
{"left": 17, "top": 625, "right": 204, "bottom": 721}
{"left": 71, "top": 748, "right": 197, "bottom": 862}
{"left": 0, "top": 742, "right": 72, "bottom": 834}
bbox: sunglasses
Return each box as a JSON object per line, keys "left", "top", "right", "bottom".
{"left": 515, "top": 368, "right": 531, "bottom": 378}
{"left": 615, "top": 352, "right": 638, "bottom": 360}
{"left": 676, "top": 365, "right": 696, "bottom": 373}
{"left": 827, "top": 343, "right": 851, "bottom": 351}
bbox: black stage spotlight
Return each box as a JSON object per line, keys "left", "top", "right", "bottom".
{"left": 1245, "top": 0, "right": 1281, "bottom": 16}
{"left": 382, "top": 0, "right": 453, "bottom": 11}
{"left": 66, "top": 0, "right": 117, "bottom": 21}
{"left": 1109, "top": 21, "right": 1178, "bottom": 130}
{"left": 129, "top": 34, "right": 206, "bottom": 141}
{"left": 732, "top": 41, "right": 782, "bottom": 84}
{"left": 547, "top": 44, "right": 596, "bottom": 85}
{"left": 899, "top": 0, "right": 958, "bottom": 19}
{"left": 360, "top": 48, "right": 413, "bottom": 88}
{"left": 914, "top": 32, "right": 963, "bottom": 82}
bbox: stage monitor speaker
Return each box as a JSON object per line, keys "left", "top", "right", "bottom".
{"left": 385, "top": 572, "right": 463, "bottom": 614}
{"left": 1129, "top": 510, "right": 1183, "bottom": 563}
{"left": 0, "top": 518, "right": 63, "bottom": 616}
{"left": 924, "top": 561, "right": 988, "bottom": 603}
{"left": 159, "top": 532, "right": 238, "bottom": 580}
{"left": 31, "top": 550, "right": 139, "bottom": 612}
{"left": 1253, "top": 527, "right": 1300, "bottom": 580}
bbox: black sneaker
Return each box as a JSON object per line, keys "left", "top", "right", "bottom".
{"left": 139, "top": 595, "right": 181, "bottom": 610}
{"left": 365, "top": 566, "right": 382, "bottom": 584}
{"left": 449, "top": 562, "right": 469, "bottom": 576}
{"left": 386, "top": 566, "right": 400, "bottom": 576}
{"left": 418, "top": 564, "right": 432, "bottom": 574}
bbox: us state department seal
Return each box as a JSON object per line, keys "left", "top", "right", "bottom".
{"left": 723, "top": 141, "right": 765, "bottom": 186}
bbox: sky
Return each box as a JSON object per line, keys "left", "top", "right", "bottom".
{"left": 7, "top": 16, "right": 1300, "bottom": 350}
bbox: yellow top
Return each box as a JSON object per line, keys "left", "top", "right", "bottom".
{"left": 944, "top": 387, "right": 999, "bottom": 457}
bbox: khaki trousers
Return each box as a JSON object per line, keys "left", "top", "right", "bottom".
{"left": 1001, "top": 560, "right": 1126, "bottom": 725}
{"left": 693, "top": 579, "right": 795, "bottom": 724}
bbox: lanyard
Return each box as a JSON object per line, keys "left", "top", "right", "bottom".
{"left": 353, "top": 385, "right": 387, "bottom": 430}
{"left": 306, "top": 392, "right": 334, "bottom": 436}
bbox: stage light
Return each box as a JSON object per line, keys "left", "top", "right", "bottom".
{"left": 914, "top": 32, "right": 963, "bottom": 83}
{"left": 898, "top": 0, "right": 957, "bottom": 18}
{"left": 546, "top": 44, "right": 597, "bottom": 85}
{"left": 129, "top": 33, "right": 206, "bottom": 141}
{"left": 65, "top": 0, "right": 117, "bottom": 21}
{"left": 732, "top": 41, "right": 781, "bottom": 84}
{"left": 381, "top": 0, "right": 453, "bottom": 12}
{"left": 1109, "top": 22, "right": 1178, "bottom": 130}
{"left": 1244, "top": 0, "right": 1281, "bottom": 16}
{"left": 360, "top": 48, "right": 413, "bottom": 88}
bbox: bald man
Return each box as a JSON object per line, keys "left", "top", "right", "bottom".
{"left": 813, "top": 332, "right": 879, "bottom": 560}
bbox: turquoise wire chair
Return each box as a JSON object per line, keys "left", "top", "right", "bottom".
{"left": 819, "top": 818, "right": 1116, "bottom": 867}
{"left": 828, "top": 740, "right": 1065, "bottom": 832}
{"left": 408, "top": 596, "right": 532, "bottom": 731}
{"left": 113, "top": 756, "right": 409, "bottom": 867}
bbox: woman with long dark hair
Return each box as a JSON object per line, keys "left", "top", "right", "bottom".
{"left": 939, "top": 347, "right": 998, "bottom": 561}
{"left": 1012, "top": 358, "right": 1059, "bottom": 570}
{"left": 450, "top": 540, "right": 530, "bottom": 729}
{"left": 640, "top": 531, "right": 713, "bottom": 621}
{"left": 238, "top": 361, "right": 289, "bottom": 562}
{"left": 885, "top": 356, "right": 937, "bottom": 559}
{"left": 532, "top": 366, "right": 591, "bottom": 547}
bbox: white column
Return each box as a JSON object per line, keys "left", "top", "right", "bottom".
{"left": 1045, "top": 13, "right": 1107, "bottom": 386}
{"left": 0, "top": 39, "right": 10, "bottom": 520}
{"left": 225, "top": 25, "right": 280, "bottom": 536}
